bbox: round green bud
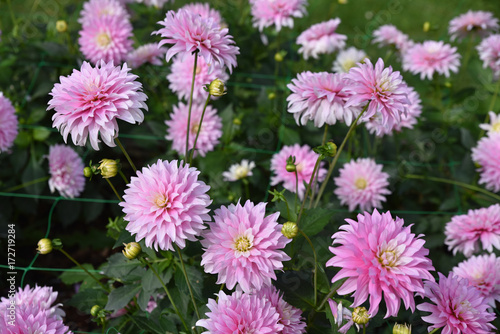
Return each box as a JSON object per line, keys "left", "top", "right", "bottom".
{"left": 208, "top": 78, "right": 226, "bottom": 97}
{"left": 352, "top": 306, "right": 370, "bottom": 325}
{"left": 393, "top": 323, "right": 411, "bottom": 334}
{"left": 274, "top": 52, "right": 284, "bottom": 62}
{"left": 122, "top": 242, "right": 142, "bottom": 260}
{"left": 37, "top": 238, "right": 53, "bottom": 255}
{"left": 90, "top": 305, "right": 102, "bottom": 317}
{"left": 56, "top": 20, "right": 68, "bottom": 33}
{"left": 282, "top": 222, "right": 299, "bottom": 239}
{"left": 83, "top": 167, "right": 93, "bottom": 178}
{"left": 98, "top": 159, "right": 119, "bottom": 179}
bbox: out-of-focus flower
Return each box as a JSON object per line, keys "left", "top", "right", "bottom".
{"left": 222, "top": 160, "right": 255, "bottom": 181}
{"left": 47, "top": 144, "right": 85, "bottom": 198}
{"left": 0, "top": 92, "right": 18, "bottom": 153}
{"left": 402, "top": 41, "right": 461, "bottom": 80}
{"left": 449, "top": 10, "right": 499, "bottom": 41}
{"left": 135, "top": 0, "right": 172, "bottom": 8}
{"left": 180, "top": 2, "right": 224, "bottom": 27}
{"left": 56, "top": 20, "right": 67, "bottom": 33}
{"left": 472, "top": 133, "right": 500, "bottom": 192}
{"left": 332, "top": 47, "right": 368, "bottom": 73}
{"left": 296, "top": 18, "right": 347, "bottom": 59}
{"left": 78, "top": 0, "right": 130, "bottom": 27}
{"left": 477, "top": 34, "right": 500, "bottom": 79}
{"left": 327, "top": 209, "right": 434, "bottom": 318}
{"left": 250, "top": 0, "right": 307, "bottom": 32}
{"left": 126, "top": 43, "right": 167, "bottom": 68}
{"left": 372, "top": 24, "right": 413, "bottom": 52}
{"left": 120, "top": 159, "right": 211, "bottom": 251}
{"left": 480, "top": 111, "right": 500, "bottom": 134}
{"left": 259, "top": 286, "right": 306, "bottom": 334}
{"left": 48, "top": 61, "right": 148, "bottom": 150}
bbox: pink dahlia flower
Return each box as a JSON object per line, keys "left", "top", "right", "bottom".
{"left": 270, "top": 144, "right": 327, "bottom": 200}
{"left": 326, "top": 209, "right": 435, "bottom": 318}
{"left": 47, "top": 144, "right": 85, "bottom": 198}
{"left": 0, "top": 92, "right": 18, "bottom": 153}
{"left": 472, "top": 133, "right": 500, "bottom": 192}
{"left": 48, "top": 61, "right": 148, "bottom": 151}
{"left": 135, "top": 0, "right": 172, "bottom": 8}
{"left": 480, "top": 111, "right": 500, "bottom": 135}
{"left": 78, "top": 0, "right": 129, "bottom": 27}
{"left": 477, "top": 34, "right": 500, "bottom": 79}
{"left": 345, "top": 58, "right": 411, "bottom": 129}
{"left": 126, "top": 43, "right": 167, "bottom": 68}
{"left": 165, "top": 102, "right": 222, "bottom": 158}
{"left": 154, "top": 9, "right": 239, "bottom": 73}
{"left": 259, "top": 286, "right": 306, "bottom": 334}
{"left": 334, "top": 158, "right": 391, "bottom": 212}
{"left": 449, "top": 10, "right": 499, "bottom": 41}
{"left": 402, "top": 41, "right": 461, "bottom": 80}
{"left": 250, "top": 0, "right": 307, "bottom": 32}
{"left": 0, "top": 304, "right": 72, "bottom": 334}
{"left": 296, "top": 18, "right": 347, "bottom": 60}
{"left": 453, "top": 253, "right": 500, "bottom": 307}
{"left": 167, "top": 55, "right": 229, "bottom": 103}
{"left": 0, "top": 285, "right": 65, "bottom": 320}
{"left": 417, "top": 272, "right": 496, "bottom": 334}
{"left": 287, "top": 72, "right": 360, "bottom": 127}
{"left": 444, "top": 204, "right": 500, "bottom": 257}
{"left": 332, "top": 47, "right": 368, "bottom": 74}
{"left": 372, "top": 24, "right": 413, "bottom": 52}
{"left": 200, "top": 200, "right": 291, "bottom": 292}
{"left": 196, "top": 290, "right": 284, "bottom": 333}
{"left": 180, "top": 3, "right": 224, "bottom": 27}
{"left": 120, "top": 159, "right": 211, "bottom": 251}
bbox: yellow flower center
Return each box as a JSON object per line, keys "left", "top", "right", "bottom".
{"left": 378, "top": 249, "right": 399, "bottom": 267}
{"left": 191, "top": 123, "right": 200, "bottom": 134}
{"left": 295, "top": 162, "right": 304, "bottom": 172}
{"left": 234, "top": 166, "right": 248, "bottom": 179}
{"left": 96, "top": 33, "right": 111, "bottom": 47}
{"left": 342, "top": 59, "right": 356, "bottom": 72}
{"left": 234, "top": 236, "right": 252, "bottom": 252}
{"left": 492, "top": 121, "right": 500, "bottom": 132}
{"left": 153, "top": 193, "right": 169, "bottom": 208}
{"left": 355, "top": 178, "right": 367, "bottom": 189}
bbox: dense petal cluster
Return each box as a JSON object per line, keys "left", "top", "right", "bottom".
{"left": 180, "top": 2, "right": 224, "bottom": 26}
{"left": 222, "top": 160, "right": 256, "bottom": 182}
{"left": 270, "top": 144, "right": 327, "bottom": 199}
{"left": 78, "top": 0, "right": 129, "bottom": 27}
{"left": 477, "top": 34, "right": 500, "bottom": 78}
{"left": 417, "top": 272, "right": 496, "bottom": 334}
{"left": 296, "top": 18, "right": 347, "bottom": 59}
{"left": 259, "top": 286, "right": 306, "bottom": 334}
{"left": 0, "top": 92, "right": 18, "bottom": 153}
{"left": 48, "top": 61, "right": 148, "bottom": 150}
{"left": 0, "top": 285, "right": 65, "bottom": 319}
{"left": 449, "top": 10, "right": 499, "bottom": 41}
{"left": 332, "top": 47, "right": 368, "bottom": 73}
{"left": 471, "top": 133, "right": 500, "bottom": 192}
{"left": 334, "top": 158, "right": 391, "bottom": 212}
{"left": 479, "top": 111, "right": 500, "bottom": 134}
{"left": 372, "top": 24, "right": 412, "bottom": 52}
{"left": 250, "top": 0, "right": 307, "bottom": 32}
{"left": 120, "top": 159, "right": 211, "bottom": 251}
{"left": 327, "top": 209, "right": 435, "bottom": 318}
{"left": 126, "top": 43, "right": 167, "bottom": 68}
{"left": 402, "top": 41, "right": 461, "bottom": 80}
{"left": 47, "top": 144, "right": 85, "bottom": 198}
{"left": 200, "top": 200, "right": 291, "bottom": 292}
{"left": 444, "top": 204, "right": 500, "bottom": 257}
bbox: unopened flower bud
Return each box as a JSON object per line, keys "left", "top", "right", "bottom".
{"left": 37, "top": 238, "right": 53, "bottom": 254}
{"left": 233, "top": 118, "right": 242, "bottom": 125}
{"left": 286, "top": 156, "right": 297, "bottom": 172}
{"left": 123, "top": 242, "right": 142, "bottom": 260}
{"left": 338, "top": 0, "right": 348, "bottom": 3}
{"left": 90, "top": 305, "right": 102, "bottom": 317}
{"left": 84, "top": 167, "right": 93, "bottom": 178}
{"left": 393, "top": 323, "right": 411, "bottom": 334}
{"left": 282, "top": 222, "right": 298, "bottom": 239}
{"left": 56, "top": 20, "right": 67, "bottom": 33}
{"left": 98, "top": 159, "right": 119, "bottom": 179}
{"left": 268, "top": 92, "right": 276, "bottom": 100}
{"left": 325, "top": 141, "right": 337, "bottom": 157}
{"left": 423, "top": 21, "right": 430, "bottom": 32}
{"left": 274, "top": 52, "right": 284, "bottom": 62}
{"left": 352, "top": 306, "right": 370, "bottom": 325}
{"left": 208, "top": 79, "right": 226, "bottom": 97}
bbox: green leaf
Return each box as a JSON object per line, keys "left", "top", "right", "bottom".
{"left": 60, "top": 264, "right": 98, "bottom": 284}
{"left": 113, "top": 229, "right": 134, "bottom": 249}
{"left": 33, "top": 126, "right": 51, "bottom": 141}
{"left": 300, "top": 208, "right": 335, "bottom": 237}
{"left": 104, "top": 253, "right": 142, "bottom": 281}
{"left": 105, "top": 284, "right": 142, "bottom": 311}
{"left": 131, "top": 316, "right": 164, "bottom": 334}
{"left": 278, "top": 125, "right": 300, "bottom": 146}
{"left": 174, "top": 264, "right": 203, "bottom": 301}
{"left": 142, "top": 264, "right": 172, "bottom": 294}
{"left": 14, "top": 131, "right": 32, "bottom": 148}
{"left": 67, "top": 286, "right": 107, "bottom": 312}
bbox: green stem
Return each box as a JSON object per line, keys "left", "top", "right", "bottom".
{"left": 105, "top": 178, "right": 123, "bottom": 202}
{"left": 297, "top": 157, "right": 321, "bottom": 225}
{"left": 119, "top": 170, "right": 129, "bottom": 184}
{"left": 299, "top": 229, "right": 317, "bottom": 307}
{"left": 2, "top": 176, "right": 49, "bottom": 192}
{"left": 242, "top": 179, "right": 250, "bottom": 200}
{"left": 58, "top": 249, "right": 109, "bottom": 292}
{"left": 294, "top": 170, "right": 299, "bottom": 209}
{"left": 428, "top": 328, "right": 440, "bottom": 334}
{"left": 185, "top": 52, "right": 199, "bottom": 160}
{"left": 174, "top": 244, "right": 201, "bottom": 320}
{"left": 6, "top": 0, "right": 18, "bottom": 33}
{"left": 115, "top": 138, "right": 137, "bottom": 173}
{"left": 363, "top": 324, "right": 366, "bottom": 334}
{"left": 188, "top": 92, "right": 211, "bottom": 164}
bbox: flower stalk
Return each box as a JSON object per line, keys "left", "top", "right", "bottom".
{"left": 186, "top": 52, "right": 199, "bottom": 160}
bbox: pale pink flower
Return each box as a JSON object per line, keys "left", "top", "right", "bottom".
{"left": 180, "top": 3, "right": 224, "bottom": 27}
{"left": 78, "top": 0, "right": 129, "bottom": 27}
{"left": 251, "top": 0, "right": 307, "bottom": 32}
{"left": 327, "top": 209, "right": 435, "bottom": 318}
{"left": 259, "top": 286, "right": 306, "bottom": 334}
{"left": 196, "top": 290, "right": 284, "bottom": 333}
{"left": 444, "top": 204, "right": 500, "bottom": 257}
{"left": 332, "top": 47, "right": 368, "bottom": 73}
{"left": 328, "top": 300, "right": 358, "bottom": 334}
{"left": 200, "top": 200, "right": 291, "bottom": 292}
{"left": 449, "top": 10, "right": 499, "bottom": 41}
{"left": 47, "top": 144, "right": 85, "bottom": 198}
{"left": 477, "top": 34, "right": 500, "bottom": 78}
{"left": 126, "top": 43, "right": 167, "bottom": 68}
{"left": 334, "top": 158, "right": 391, "bottom": 212}
{"left": 345, "top": 58, "right": 411, "bottom": 129}
{"left": 296, "top": 18, "right": 347, "bottom": 60}
{"left": 0, "top": 92, "right": 18, "bottom": 153}
{"left": 402, "top": 41, "right": 461, "bottom": 80}
{"left": 270, "top": 144, "right": 327, "bottom": 200}
{"left": 120, "top": 159, "right": 211, "bottom": 251}
{"left": 165, "top": 102, "right": 222, "bottom": 158}
{"left": 154, "top": 9, "right": 239, "bottom": 73}
{"left": 167, "top": 55, "right": 229, "bottom": 103}
{"left": 0, "top": 285, "right": 65, "bottom": 320}
{"left": 287, "top": 71, "right": 360, "bottom": 127}
{"left": 372, "top": 24, "right": 412, "bottom": 52}
{"left": 48, "top": 61, "right": 148, "bottom": 150}
{"left": 480, "top": 111, "right": 500, "bottom": 135}
{"left": 222, "top": 160, "right": 256, "bottom": 182}
{"left": 417, "top": 272, "right": 496, "bottom": 334}
{"left": 472, "top": 133, "right": 500, "bottom": 192}
{"left": 0, "top": 304, "right": 72, "bottom": 334}
{"left": 453, "top": 253, "right": 500, "bottom": 307}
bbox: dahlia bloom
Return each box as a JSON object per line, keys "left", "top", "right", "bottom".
{"left": 332, "top": 47, "right": 368, "bottom": 73}
{"left": 78, "top": 0, "right": 129, "bottom": 27}
{"left": 444, "top": 204, "right": 500, "bottom": 257}
{"left": 472, "top": 133, "right": 500, "bottom": 192}
{"left": 180, "top": 2, "right": 224, "bottom": 27}
{"left": 449, "top": 10, "right": 499, "bottom": 41}
{"left": 250, "top": 0, "right": 307, "bottom": 32}
{"left": 270, "top": 144, "right": 327, "bottom": 200}
{"left": 0, "top": 304, "right": 72, "bottom": 334}
{"left": 200, "top": 200, "right": 291, "bottom": 292}
{"left": 48, "top": 61, "right": 148, "bottom": 151}
{"left": 47, "top": 144, "right": 85, "bottom": 198}
{"left": 120, "top": 159, "right": 211, "bottom": 251}
{"left": 372, "top": 24, "right": 412, "bottom": 52}
{"left": 402, "top": 41, "right": 461, "bottom": 80}
{"left": 167, "top": 55, "right": 229, "bottom": 103}
{"left": 345, "top": 58, "right": 411, "bottom": 129}
{"left": 296, "top": 18, "right": 347, "bottom": 60}
{"left": 222, "top": 160, "right": 256, "bottom": 182}
{"left": 287, "top": 71, "right": 360, "bottom": 127}
{"left": 453, "top": 253, "right": 500, "bottom": 307}
{"left": 126, "top": 43, "right": 167, "bottom": 68}
{"left": 0, "top": 285, "right": 65, "bottom": 320}
{"left": 196, "top": 290, "right": 284, "bottom": 333}
{"left": 165, "top": 102, "right": 222, "bottom": 158}
{"left": 334, "top": 158, "right": 391, "bottom": 212}
{"left": 0, "top": 92, "right": 18, "bottom": 153}
{"left": 259, "top": 285, "right": 306, "bottom": 334}
{"left": 326, "top": 209, "right": 435, "bottom": 318}
{"left": 154, "top": 9, "right": 239, "bottom": 73}
{"left": 479, "top": 111, "right": 500, "bottom": 135}
{"left": 477, "top": 34, "right": 500, "bottom": 78}
{"left": 417, "top": 272, "right": 496, "bottom": 334}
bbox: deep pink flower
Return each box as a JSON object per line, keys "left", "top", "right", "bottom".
{"left": 0, "top": 304, "right": 72, "bottom": 334}
{"left": 154, "top": 9, "right": 239, "bottom": 73}
{"left": 334, "top": 158, "right": 391, "bottom": 212}
{"left": 47, "top": 144, "right": 85, "bottom": 198}
{"left": 165, "top": 102, "right": 222, "bottom": 158}
{"left": 477, "top": 34, "right": 500, "bottom": 79}
{"left": 78, "top": 0, "right": 129, "bottom": 27}
{"left": 180, "top": 2, "right": 224, "bottom": 27}
{"left": 444, "top": 204, "right": 500, "bottom": 257}
{"left": 327, "top": 209, "right": 435, "bottom": 318}
{"left": 0, "top": 92, "right": 18, "bottom": 153}
{"left": 453, "top": 253, "right": 500, "bottom": 307}
{"left": 48, "top": 61, "right": 148, "bottom": 150}
{"left": 372, "top": 24, "right": 413, "bottom": 52}
{"left": 332, "top": 47, "right": 368, "bottom": 74}
{"left": 120, "top": 159, "right": 211, "bottom": 251}
{"left": 270, "top": 144, "right": 327, "bottom": 200}
{"left": 472, "top": 133, "right": 500, "bottom": 192}
{"left": 200, "top": 200, "right": 291, "bottom": 292}
{"left": 259, "top": 286, "right": 306, "bottom": 334}
{"left": 417, "top": 272, "right": 496, "bottom": 334}
{"left": 250, "top": 0, "right": 307, "bottom": 32}
{"left": 402, "top": 41, "right": 461, "bottom": 80}
{"left": 449, "top": 10, "right": 499, "bottom": 41}
{"left": 296, "top": 18, "right": 347, "bottom": 60}
{"left": 287, "top": 72, "right": 360, "bottom": 127}
{"left": 126, "top": 43, "right": 167, "bottom": 68}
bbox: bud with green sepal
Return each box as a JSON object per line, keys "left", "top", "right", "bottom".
{"left": 393, "top": 323, "right": 411, "bottom": 334}
{"left": 123, "top": 242, "right": 142, "bottom": 260}
{"left": 98, "top": 159, "right": 120, "bottom": 179}
{"left": 206, "top": 78, "right": 226, "bottom": 97}
{"left": 282, "top": 222, "right": 298, "bottom": 239}
{"left": 286, "top": 155, "right": 297, "bottom": 172}
{"left": 313, "top": 141, "right": 337, "bottom": 159}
